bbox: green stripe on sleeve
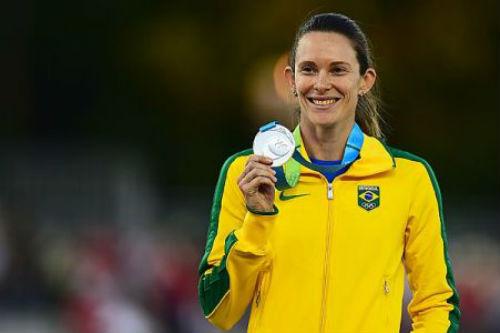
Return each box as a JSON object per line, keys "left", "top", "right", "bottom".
{"left": 390, "top": 148, "right": 461, "bottom": 333}
{"left": 197, "top": 149, "right": 252, "bottom": 316}
{"left": 199, "top": 231, "right": 238, "bottom": 316}
{"left": 198, "top": 148, "right": 252, "bottom": 276}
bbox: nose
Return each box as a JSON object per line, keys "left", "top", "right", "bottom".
{"left": 314, "top": 70, "right": 332, "bottom": 93}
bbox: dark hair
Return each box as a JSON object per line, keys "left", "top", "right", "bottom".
{"left": 289, "top": 13, "right": 384, "bottom": 138}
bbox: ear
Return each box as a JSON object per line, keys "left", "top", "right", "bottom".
{"left": 284, "top": 65, "right": 295, "bottom": 92}
{"left": 359, "top": 68, "right": 377, "bottom": 94}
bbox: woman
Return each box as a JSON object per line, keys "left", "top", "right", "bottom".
{"left": 198, "top": 13, "right": 460, "bottom": 333}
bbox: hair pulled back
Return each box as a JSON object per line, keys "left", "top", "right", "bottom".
{"left": 289, "top": 13, "right": 384, "bottom": 138}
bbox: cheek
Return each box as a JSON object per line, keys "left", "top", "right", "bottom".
{"left": 341, "top": 80, "right": 360, "bottom": 101}
{"left": 294, "top": 77, "right": 313, "bottom": 93}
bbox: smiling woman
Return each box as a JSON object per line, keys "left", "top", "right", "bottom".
{"left": 287, "top": 13, "right": 382, "bottom": 141}
{"left": 198, "top": 13, "right": 460, "bottom": 333}
{"left": 285, "top": 30, "right": 377, "bottom": 160}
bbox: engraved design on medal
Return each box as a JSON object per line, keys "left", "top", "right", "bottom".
{"left": 253, "top": 123, "right": 295, "bottom": 167}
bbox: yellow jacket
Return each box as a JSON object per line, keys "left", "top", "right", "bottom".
{"left": 198, "top": 132, "right": 460, "bottom": 333}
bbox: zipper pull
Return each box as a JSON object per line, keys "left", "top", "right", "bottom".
{"left": 255, "top": 290, "right": 261, "bottom": 307}
{"left": 384, "top": 280, "right": 390, "bottom": 295}
{"left": 327, "top": 183, "right": 334, "bottom": 200}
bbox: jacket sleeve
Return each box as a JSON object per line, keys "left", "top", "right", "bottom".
{"left": 404, "top": 161, "right": 460, "bottom": 333}
{"left": 197, "top": 152, "right": 277, "bottom": 330}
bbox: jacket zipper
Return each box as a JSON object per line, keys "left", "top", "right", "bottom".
{"left": 327, "top": 183, "right": 334, "bottom": 200}
{"left": 320, "top": 180, "right": 334, "bottom": 332}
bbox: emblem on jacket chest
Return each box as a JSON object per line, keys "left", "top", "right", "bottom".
{"left": 358, "top": 185, "right": 380, "bottom": 211}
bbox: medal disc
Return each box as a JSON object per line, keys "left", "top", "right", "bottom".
{"left": 253, "top": 123, "right": 295, "bottom": 167}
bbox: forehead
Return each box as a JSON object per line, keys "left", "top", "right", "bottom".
{"left": 295, "top": 31, "right": 358, "bottom": 66}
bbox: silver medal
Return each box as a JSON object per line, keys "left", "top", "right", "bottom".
{"left": 253, "top": 123, "right": 295, "bottom": 167}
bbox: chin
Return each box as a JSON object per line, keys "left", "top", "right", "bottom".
{"left": 302, "top": 103, "right": 355, "bottom": 130}
{"left": 305, "top": 111, "right": 341, "bottom": 128}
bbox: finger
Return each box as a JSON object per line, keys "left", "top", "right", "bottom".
{"left": 239, "top": 162, "right": 270, "bottom": 184}
{"left": 237, "top": 170, "right": 245, "bottom": 184}
{"left": 239, "top": 174, "right": 276, "bottom": 192}
{"left": 239, "top": 168, "right": 277, "bottom": 187}
{"left": 246, "top": 154, "right": 273, "bottom": 166}
{"left": 239, "top": 169, "right": 277, "bottom": 193}
{"left": 247, "top": 167, "right": 277, "bottom": 182}
{"left": 239, "top": 155, "right": 274, "bottom": 184}
{"left": 239, "top": 163, "right": 274, "bottom": 185}
{"left": 241, "top": 176, "right": 275, "bottom": 194}
{"left": 247, "top": 176, "right": 276, "bottom": 192}
{"left": 243, "top": 161, "right": 276, "bottom": 178}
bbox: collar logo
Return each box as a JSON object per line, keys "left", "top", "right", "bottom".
{"left": 358, "top": 185, "right": 380, "bottom": 211}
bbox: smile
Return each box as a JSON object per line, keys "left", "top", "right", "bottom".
{"left": 307, "top": 97, "right": 341, "bottom": 105}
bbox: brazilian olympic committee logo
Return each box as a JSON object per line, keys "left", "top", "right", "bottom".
{"left": 358, "top": 185, "right": 380, "bottom": 211}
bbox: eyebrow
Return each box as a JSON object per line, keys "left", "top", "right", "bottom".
{"left": 297, "top": 61, "right": 316, "bottom": 67}
{"left": 297, "top": 60, "right": 352, "bottom": 68}
{"left": 329, "top": 61, "right": 351, "bottom": 68}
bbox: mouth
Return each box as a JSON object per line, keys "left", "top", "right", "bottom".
{"left": 306, "top": 96, "right": 341, "bottom": 106}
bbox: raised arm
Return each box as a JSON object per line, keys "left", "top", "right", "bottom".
{"left": 198, "top": 151, "right": 278, "bottom": 330}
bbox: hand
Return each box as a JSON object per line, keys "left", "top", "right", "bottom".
{"left": 237, "top": 155, "right": 277, "bottom": 213}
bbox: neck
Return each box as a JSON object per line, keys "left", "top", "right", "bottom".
{"left": 299, "top": 119, "right": 354, "bottom": 161}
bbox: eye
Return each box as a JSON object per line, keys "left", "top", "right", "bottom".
{"left": 298, "top": 63, "right": 317, "bottom": 74}
{"left": 331, "top": 66, "right": 347, "bottom": 75}
{"left": 301, "top": 66, "right": 314, "bottom": 74}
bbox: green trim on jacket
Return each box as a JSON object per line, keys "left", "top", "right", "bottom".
{"left": 388, "top": 147, "right": 461, "bottom": 333}
{"left": 199, "top": 231, "right": 238, "bottom": 316}
{"left": 197, "top": 149, "right": 253, "bottom": 317}
{"left": 198, "top": 148, "right": 253, "bottom": 276}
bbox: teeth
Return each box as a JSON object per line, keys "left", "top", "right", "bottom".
{"left": 312, "top": 99, "right": 337, "bottom": 105}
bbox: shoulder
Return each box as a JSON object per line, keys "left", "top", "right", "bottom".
{"left": 219, "top": 148, "right": 253, "bottom": 174}
{"left": 386, "top": 145, "right": 441, "bottom": 190}
{"left": 388, "top": 146, "right": 434, "bottom": 172}
{"left": 215, "top": 149, "right": 253, "bottom": 186}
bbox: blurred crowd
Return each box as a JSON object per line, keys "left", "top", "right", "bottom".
{"left": 0, "top": 218, "right": 210, "bottom": 333}
{"left": 0, "top": 205, "right": 498, "bottom": 333}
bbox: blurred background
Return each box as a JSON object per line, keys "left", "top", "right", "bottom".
{"left": 1, "top": 0, "right": 499, "bottom": 332}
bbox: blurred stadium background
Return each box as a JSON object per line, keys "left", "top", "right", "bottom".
{"left": 1, "top": 0, "right": 499, "bottom": 332}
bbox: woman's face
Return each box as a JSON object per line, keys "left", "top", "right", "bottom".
{"left": 286, "top": 31, "right": 376, "bottom": 129}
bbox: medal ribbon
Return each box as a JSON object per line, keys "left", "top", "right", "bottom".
{"left": 274, "top": 123, "right": 364, "bottom": 190}
{"left": 291, "top": 123, "right": 364, "bottom": 175}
